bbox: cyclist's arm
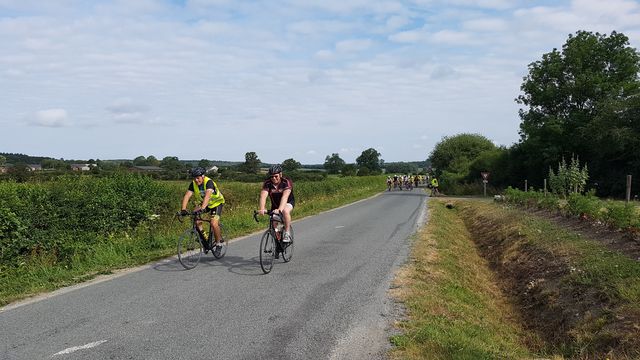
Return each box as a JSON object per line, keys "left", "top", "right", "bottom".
{"left": 200, "top": 189, "right": 214, "bottom": 210}
{"left": 181, "top": 191, "right": 193, "bottom": 211}
{"left": 258, "top": 189, "right": 269, "bottom": 214}
{"left": 277, "top": 189, "right": 292, "bottom": 212}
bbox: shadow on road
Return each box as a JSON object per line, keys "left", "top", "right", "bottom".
{"left": 153, "top": 254, "right": 265, "bottom": 277}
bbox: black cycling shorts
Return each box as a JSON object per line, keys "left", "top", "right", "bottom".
{"left": 206, "top": 204, "right": 224, "bottom": 216}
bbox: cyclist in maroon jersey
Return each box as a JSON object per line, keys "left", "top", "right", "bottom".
{"left": 257, "top": 164, "right": 295, "bottom": 242}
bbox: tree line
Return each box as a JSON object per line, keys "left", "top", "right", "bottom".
{"left": 1, "top": 147, "right": 407, "bottom": 182}
{"left": 428, "top": 30, "right": 640, "bottom": 198}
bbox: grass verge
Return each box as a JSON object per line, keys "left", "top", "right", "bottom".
{"left": 389, "top": 199, "right": 535, "bottom": 360}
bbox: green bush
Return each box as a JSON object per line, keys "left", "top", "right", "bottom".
{"left": 0, "top": 173, "right": 173, "bottom": 267}
{"left": 567, "top": 192, "right": 600, "bottom": 218}
{"left": 601, "top": 201, "right": 637, "bottom": 229}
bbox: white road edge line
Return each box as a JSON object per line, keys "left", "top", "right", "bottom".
{"left": 52, "top": 340, "right": 107, "bottom": 356}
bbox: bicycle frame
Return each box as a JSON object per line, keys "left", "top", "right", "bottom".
{"left": 254, "top": 210, "right": 294, "bottom": 273}
{"left": 176, "top": 210, "right": 227, "bottom": 269}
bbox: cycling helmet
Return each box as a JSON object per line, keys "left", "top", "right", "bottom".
{"left": 268, "top": 164, "right": 283, "bottom": 175}
{"left": 189, "top": 167, "right": 206, "bottom": 177}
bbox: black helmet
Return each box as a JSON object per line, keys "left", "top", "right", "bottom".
{"left": 268, "top": 164, "right": 283, "bottom": 175}
{"left": 189, "top": 167, "right": 206, "bottom": 177}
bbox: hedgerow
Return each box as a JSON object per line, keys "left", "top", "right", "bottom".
{"left": 503, "top": 187, "right": 640, "bottom": 230}
{"left": 0, "top": 174, "right": 173, "bottom": 267}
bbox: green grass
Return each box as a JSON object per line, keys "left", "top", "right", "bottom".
{"left": 390, "top": 200, "right": 535, "bottom": 360}
{"left": 0, "top": 175, "right": 386, "bottom": 306}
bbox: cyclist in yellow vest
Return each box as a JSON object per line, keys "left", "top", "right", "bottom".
{"left": 430, "top": 177, "right": 439, "bottom": 197}
{"left": 180, "top": 167, "right": 225, "bottom": 250}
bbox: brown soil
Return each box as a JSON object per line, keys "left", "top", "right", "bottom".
{"left": 456, "top": 202, "right": 640, "bottom": 359}
{"left": 529, "top": 208, "right": 640, "bottom": 262}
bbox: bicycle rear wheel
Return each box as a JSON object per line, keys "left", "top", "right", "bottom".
{"left": 259, "top": 230, "right": 276, "bottom": 274}
{"left": 281, "top": 225, "right": 294, "bottom": 263}
{"left": 178, "top": 229, "right": 202, "bottom": 269}
{"left": 212, "top": 223, "right": 227, "bottom": 259}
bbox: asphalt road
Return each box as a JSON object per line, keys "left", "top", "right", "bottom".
{"left": 1, "top": 188, "right": 428, "bottom": 360}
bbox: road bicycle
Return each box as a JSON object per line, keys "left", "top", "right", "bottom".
{"left": 176, "top": 210, "right": 227, "bottom": 269}
{"left": 253, "top": 210, "right": 294, "bottom": 274}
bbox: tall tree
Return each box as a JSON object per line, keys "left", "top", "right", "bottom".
{"left": 323, "top": 153, "right": 345, "bottom": 174}
{"left": 516, "top": 31, "right": 640, "bottom": 193}
{"left": 133, "top": 155, "right": 147, "bottom": 166}
{"left": 356, "top": 148, "right": 382, "bottom": 173}
{"left": 429, "top": 134, "right": 496, "bottom": 176}
{"left": 242, "top": 152, "right": 260, "bottom": 174}
{"left": 160, "top": 156, "right": 182, "bottom": 171}
{"left": 198, "top": 159, "right": 212, "bottom": 168}
{"left": 282, "top": 158, "right": 301, "bottom": 172}
{"left": 0, "top": 155, "right": 7, "bottom": 166}
{"left": 146, "top": 155, "right": 160, "bottom": 166}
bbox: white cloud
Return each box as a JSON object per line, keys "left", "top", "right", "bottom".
{"left": 288, "top": 20, "right": 356, "bottom": 35}
{"left": 385, "top": 15, "right": 411, "bottom": 31}
{"left": 462, "top": 18, "right": 508, "bottom": 32}
{"left": 106, "top": 98, "right": 151, "bottom": 124}
{"left": 106, "top": 98, "right": 149, "bottom": 115}
{"left": 336, "top": 38, "right": 373, "bottom": 52}
{"left": 314, "top": 49, "right": 335, "bottom": 60}
{"left": 388, "top": 28, "right": 427, "bottom": 43}
{"left": 27, "top": 109, "right": 70, "bottom": 127}
{"left": 430, "top": 65, "right": 457, "bottom": 80}
{"left": 430, "top": 30, "right": 474, "bottom": 44}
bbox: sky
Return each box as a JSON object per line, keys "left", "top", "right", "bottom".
{"left": 1, "top": 0, "right": 639, "bottom": 164}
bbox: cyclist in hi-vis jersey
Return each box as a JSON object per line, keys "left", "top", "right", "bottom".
{"left": 258, "top": 164, "right": 295, "bottom": 242}
{"left": 180, "top": 167, "right": 225, "bottom": 249}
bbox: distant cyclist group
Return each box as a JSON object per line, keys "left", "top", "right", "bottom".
{"left": 386, "top": 174, "right": 439, "bottom": 196}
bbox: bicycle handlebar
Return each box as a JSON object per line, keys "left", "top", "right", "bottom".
{"left": 175, "top": 210, "right": 207, "bottom": 222}
{"left": 253, "top": 210, "right": 281, "bottom": 223}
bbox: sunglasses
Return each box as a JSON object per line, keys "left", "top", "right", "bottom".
{"left": 270, "top": 174, "right": 281, "bottom": 178}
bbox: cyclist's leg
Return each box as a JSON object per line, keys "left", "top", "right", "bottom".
{"left": 282, "top": 203, "right": 293, "bottom": 233}
{"left": 196, "top": 218, "right": 205, "bottom": 237}
{"left": 210, "top": 205, "right": 223, "bottom": 243}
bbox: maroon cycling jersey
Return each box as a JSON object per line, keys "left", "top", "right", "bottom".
{"left": 262, "top": 176, "right": 295, "bottom": 209}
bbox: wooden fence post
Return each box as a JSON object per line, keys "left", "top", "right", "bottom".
{"left": 627, "top": 175, "right": 632, "bottom": 203}
{"left": 544, "top": 179, "right": 547, "bottom": 196}
{"left": 525, "top": 180, "right": 528, "bottom": 192}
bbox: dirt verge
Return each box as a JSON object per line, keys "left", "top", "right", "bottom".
{"left": 456, "top": 201, "right": 640, "bottom": 359}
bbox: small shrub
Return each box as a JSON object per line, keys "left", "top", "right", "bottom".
{"left": 567, "top": 192, "right": 600, "bottom": 218}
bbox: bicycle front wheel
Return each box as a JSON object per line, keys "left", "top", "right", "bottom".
{"left": 178, "top": 229, "right": 203, "bottom": 269}
{"left": 212, "top": 223, "right": 227, "bottom": 259}
{"left": 281, "top": 225, "right": 294, "bottom": 263}
{"left": 259, "top": 230, "right": 276, "bottom": 274}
